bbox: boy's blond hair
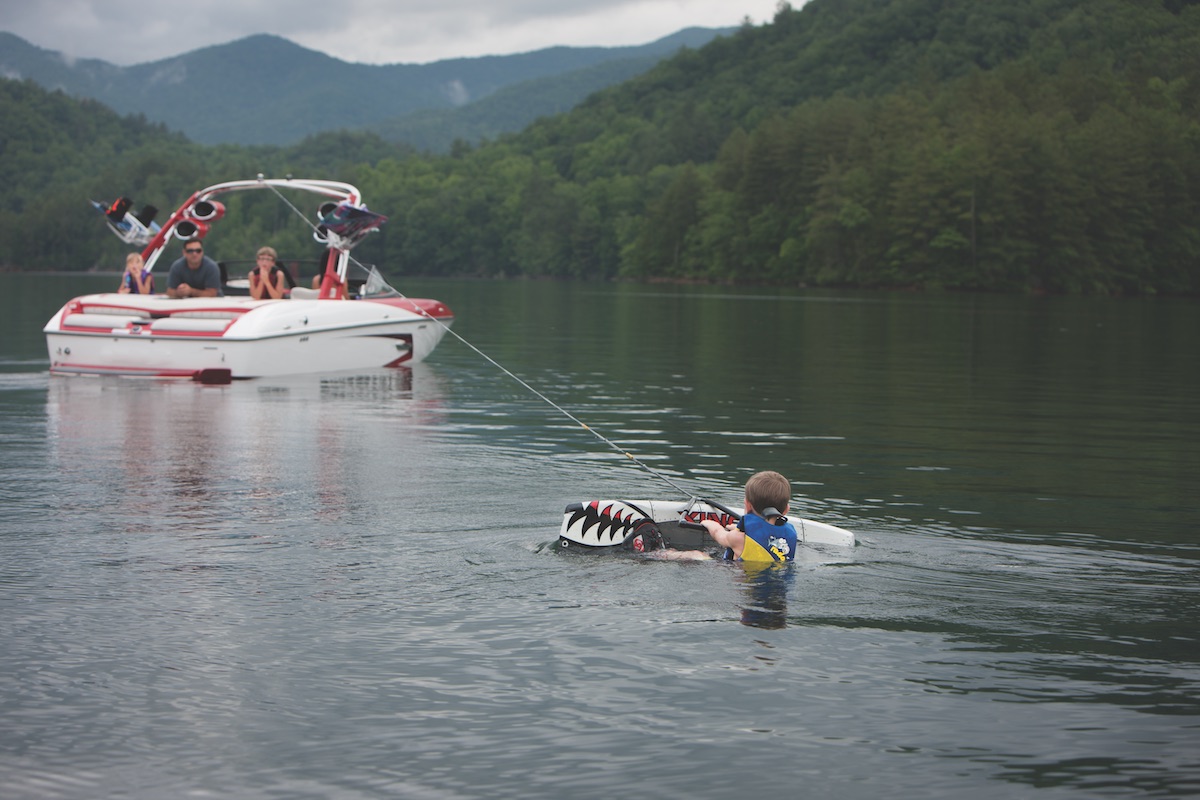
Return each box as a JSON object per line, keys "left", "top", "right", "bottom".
{"left": 745, "top": 471, "right": 790, "bottom": 516}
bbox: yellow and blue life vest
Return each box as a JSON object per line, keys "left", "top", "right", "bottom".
{"left": 726, "top": 513, "right": 798, "bottom": 562}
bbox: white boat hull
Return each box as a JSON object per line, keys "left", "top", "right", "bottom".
{"left": 44, "top": 293, "right": 453, "bottom": 380}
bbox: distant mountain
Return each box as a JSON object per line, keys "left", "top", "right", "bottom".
{"left": 371, "top": 53, "right": 680, "bottom": 152}
{"left": 0, "top": 28, "right": 730, "bottom": 148}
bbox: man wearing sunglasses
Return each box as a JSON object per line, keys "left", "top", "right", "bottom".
{"left": 166, "top": 238, "right": 223, "bottom": 298}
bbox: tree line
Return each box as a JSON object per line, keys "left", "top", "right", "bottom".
{"left": 1, "top": 0, "right": 1198, "bottom": 294}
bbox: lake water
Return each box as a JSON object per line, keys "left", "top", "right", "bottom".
{"left": 1, "top": 273, "right": 1198, "bottom": 799}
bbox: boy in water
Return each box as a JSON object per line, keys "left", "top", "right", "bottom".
{"left": 701, "top": 470, "right": 798, "bottom": 562}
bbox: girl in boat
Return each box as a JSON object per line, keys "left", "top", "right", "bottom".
{"left": 117, "top": 252, "right": 154, "bottom": 294}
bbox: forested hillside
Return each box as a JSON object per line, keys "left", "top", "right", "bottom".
{"left": 0, "top": 78, "right": 401, "bottom": 269}
{"left": 3, "top": 0, "right": 1199, "bottom": 294}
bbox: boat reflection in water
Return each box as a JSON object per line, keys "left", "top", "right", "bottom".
{"left": 45, "top": 365, "right": 447, "bottom": 532}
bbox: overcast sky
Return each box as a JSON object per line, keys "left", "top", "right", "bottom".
{"left": 0, "top": 1, "right": 787, "bottom": 66}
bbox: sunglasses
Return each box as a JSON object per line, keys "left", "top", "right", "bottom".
{"left": 185, "top": 248, "right": 203, "bottom": 253}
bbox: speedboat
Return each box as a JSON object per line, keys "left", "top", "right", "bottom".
{"left": 44, "top": 177, "right": 454, "bottom": 382}
{"left": 558, "top": 498, "right": 856, "bottom": 553}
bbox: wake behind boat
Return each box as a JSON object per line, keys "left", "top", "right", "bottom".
{"left": 45, "top": 177, "right": 454, "bottom": 382}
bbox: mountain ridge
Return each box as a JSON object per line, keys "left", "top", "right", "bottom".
{"left": 0, "top": 28, "right": 731, "bottom": 148}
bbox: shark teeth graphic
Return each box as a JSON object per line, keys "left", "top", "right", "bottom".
{"left": 563, "top": 501, "right": 649, "bottom": 546}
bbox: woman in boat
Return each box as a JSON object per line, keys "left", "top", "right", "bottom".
{"left": 117, "top": 252, "right": 154, "bottom": 294}
{"left": 248, "top": 246, "right": 289, "bottom": 300}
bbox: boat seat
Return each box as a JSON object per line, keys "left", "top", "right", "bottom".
{"left": 219, "top": 262, "right": 251, "bottom": 296}
{"left": 277, "top": 262, "right": 298, "bottom": 289}
{"left": 62, "top": 313, "right": 148, "bottom": 330}
{"left": 149, "top": 317, "right": 234, "bottom": 333}
{"left": 171, "top": 310, "right": 241, "bottom": 319}
{"left": 81, "top": 306, "right": 149, "bottom": 316}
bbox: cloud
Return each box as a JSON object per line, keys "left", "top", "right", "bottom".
{"left": 443, "top": 79, "right": 471, "bottom": 106}
{"left": 0, "top": 0, "right": 783, "bottom": 66}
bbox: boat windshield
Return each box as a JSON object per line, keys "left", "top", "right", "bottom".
{"left": 356, "top": 263, "right": 399, "bottom": 298}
